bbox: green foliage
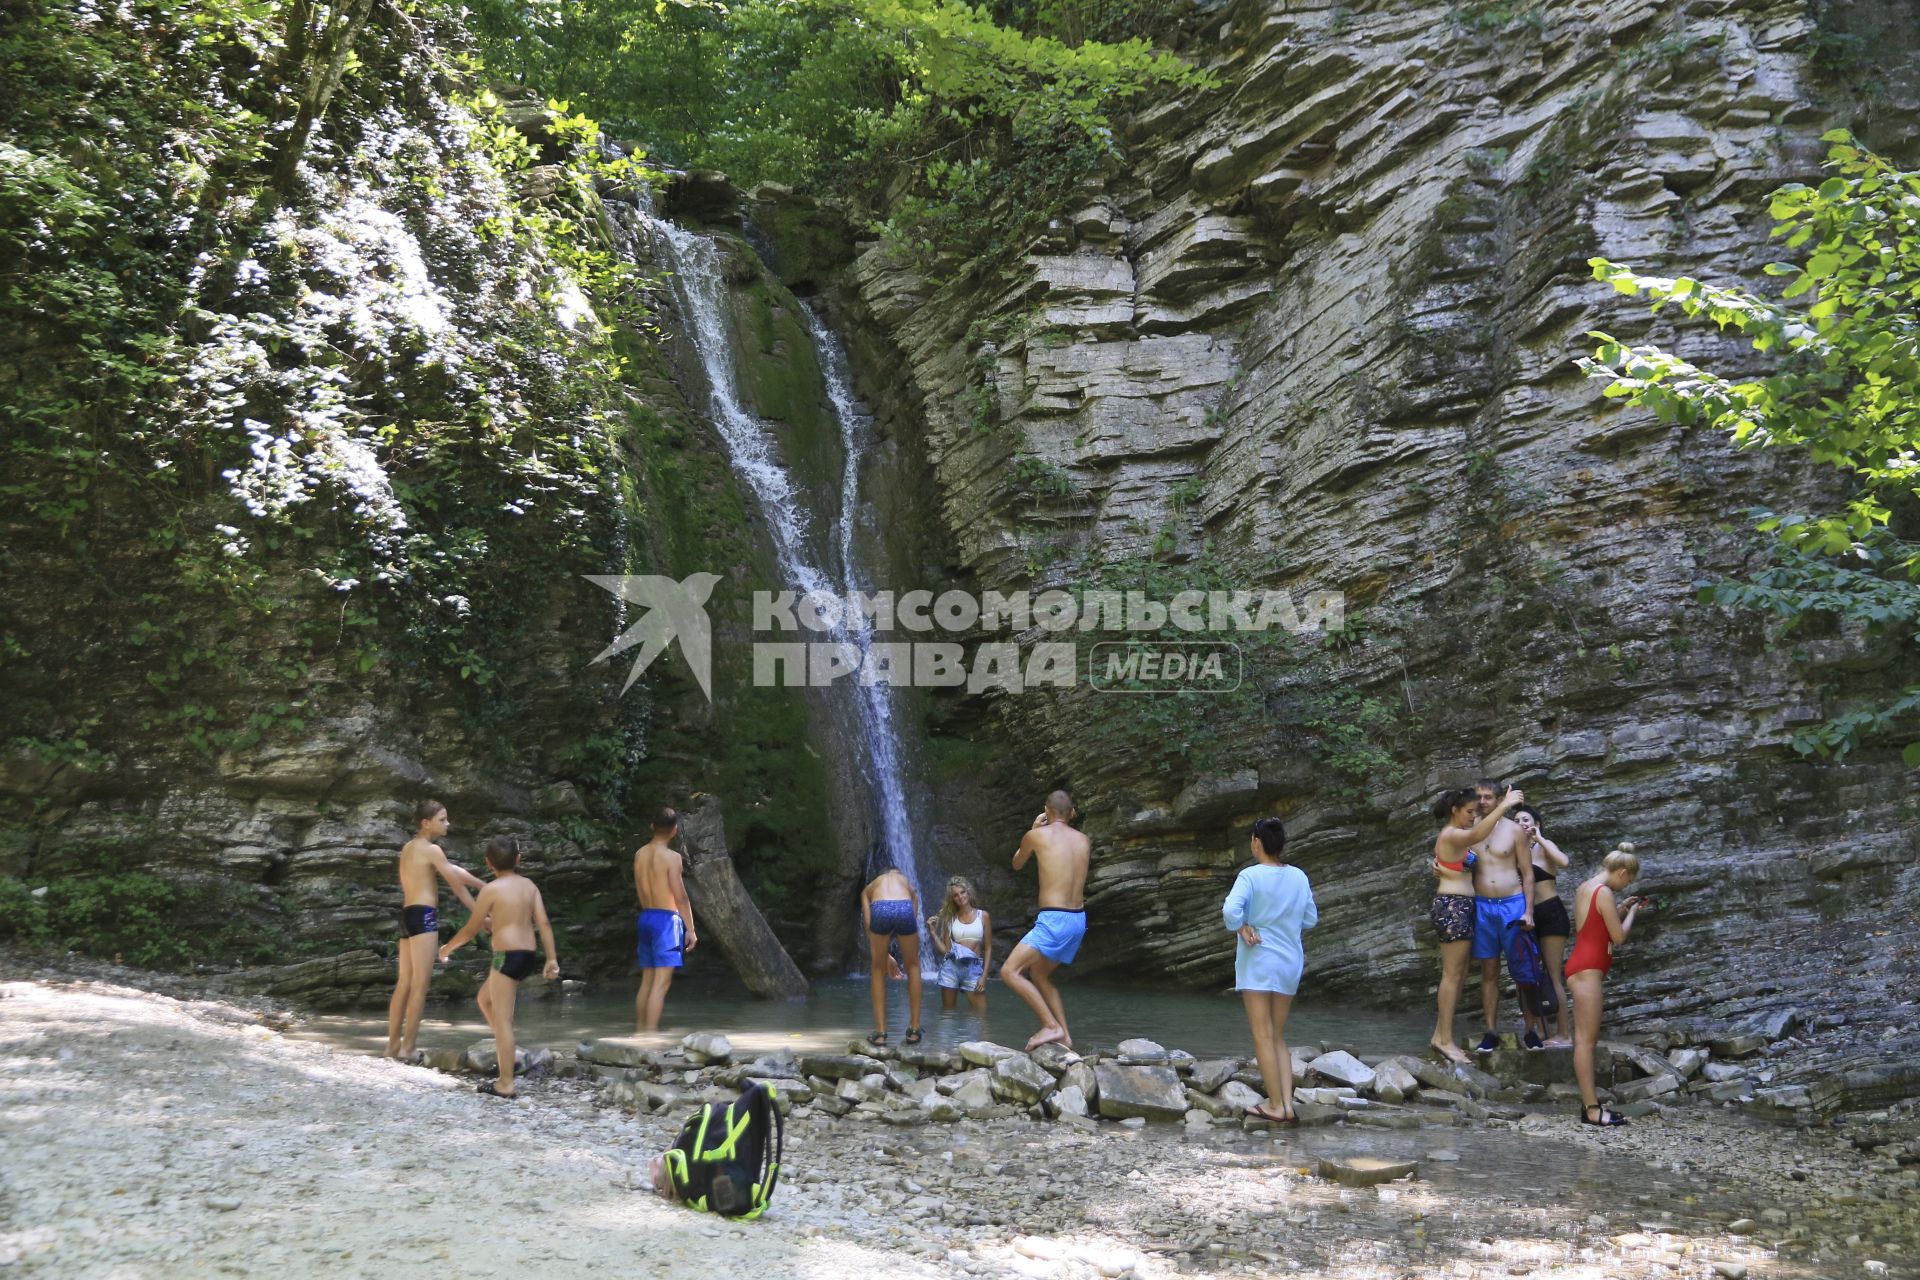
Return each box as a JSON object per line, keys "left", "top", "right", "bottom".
{"left": 468, "top": 0, "right": 1212, "bottom": 273}
{"left": 1580, "top": 133, "right": 1920, "bottom": 762}
{"left": 1300, "top": 689, "right": 1404, "bottom": 800}
{"left": 0, "top": 0, "right": 652, "bottom": 761}
{"left": 0, "top": 873, "right": 274, "bottom": 969}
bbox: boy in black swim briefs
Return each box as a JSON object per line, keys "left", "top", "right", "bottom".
{"left": 439, "top": 836, "right": 559, "bottom": 1098}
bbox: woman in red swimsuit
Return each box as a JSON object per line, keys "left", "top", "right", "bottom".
{"left": 1567, "top": 845, "right": 1648, "bottom": 1127}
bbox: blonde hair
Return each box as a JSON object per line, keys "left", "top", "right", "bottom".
{"left": 933, "top": 876, "right": 981, "bottom": 938}
{"left": 1602, "top": 844, "right": 1640, "bottom": 878}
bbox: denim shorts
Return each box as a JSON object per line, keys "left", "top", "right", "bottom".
{"left": 937, "top": 952, "right": 984, "bottom": 991}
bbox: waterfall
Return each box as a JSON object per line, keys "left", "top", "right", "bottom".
{"left": 803, "top": 303, "right": 926, "bottom": 922}
{"left": 650, "top": 221, "right": 930, "bottom": 959}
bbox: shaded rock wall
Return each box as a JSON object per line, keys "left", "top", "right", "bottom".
{"left": 819, "top": 0, "right": 1920, "bottom": 996}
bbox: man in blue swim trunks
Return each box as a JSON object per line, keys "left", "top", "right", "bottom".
{"left": 1469, "top": 780, "right": 1534, "bottom": 1054}
{"left": 634, "top": 807, "right": 697, "bottom": 1031}
{"left": 1002, "top": 791, "right": 1090, "bottom": 1051}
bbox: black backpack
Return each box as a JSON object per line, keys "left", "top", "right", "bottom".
{"left": 661, "top": 1082, "right": 784, "bottom": 1218}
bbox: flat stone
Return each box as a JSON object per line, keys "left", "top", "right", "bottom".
{"left": 1371, "top": 1060, "right": 1419, "bottom": 1104}
{"left": 1317, "top": 1156, "right": 1418, "bottom": 1187}
{"left": 680, "top": 1032, "right": 732, "bottom": 1064}
{"left": 1306, "top": 1050, "right": 1375, "bottom": 1090}
{"left": 1049, "top": 1084, "right": 1089, "bottom": 1118}
{"left": 1710, "top": 1034, "right": 1767, "bottom": 1059}
{"left": 1186, "top": 1087, "right": 1232, "bottom": 1118}
{"left": 992, "top": 1054, "right": 1057, "bottom": 1104}
{"left": 798, "top": 1053, "right": 888, "bottom": 1081}
{"left": 1188, "top": 1059, "right": 1237, "bottom": 1092}
{"left": 1667, "top": 1047, "right": 1707, "bottom": 1079}
{"left": 1215, "top": 1080, "right": 1264, "bottom": 1112}
{"left": 1029, "top": 1042, "right": 1081, "bottom": 1076}
{"left": 577, "top": 1037, "right": 664, "bottom": 1069}
{"left": 1093, "top": 1063, "right": 1188, "bottom": 1121}
{"left": 1060, "top": 1060, "right": 1098, "bottom": 1103}
{"left": 958, "top": 1041, "right": 1022, "bottom": 1068}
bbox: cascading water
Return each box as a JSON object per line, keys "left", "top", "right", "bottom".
{"left": 649, "top": 220, "right": 931, "bottom": 962}
{"left": 804, "top": 303, "right": 932, "bottom": 965}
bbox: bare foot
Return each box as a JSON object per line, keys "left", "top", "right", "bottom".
{"left": 1430, "top": 1038, "right": 1469, "bottom": 1065}
{"left": 1026, "top": 1026, "right": 1066, "bottom": 1051}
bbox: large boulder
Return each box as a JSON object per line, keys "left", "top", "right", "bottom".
{"left": 1094, "top": 1064, "right": 1188, "bottom": 1121}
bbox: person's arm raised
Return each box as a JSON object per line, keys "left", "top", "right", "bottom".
{"left": 1012, "top": 828, "right": 1039, "bottom": 873}
{"left": 1461, "top": 787, "right": 1524, "bottom": 847}
{"left": 438, "top": 886, "right": 492, "bottom": 962}
{"left": 433, "top": 847, "right": 484, "bottom": 911}
{"left": 1536, "top": 832, "right": 1570, "bottom": 872}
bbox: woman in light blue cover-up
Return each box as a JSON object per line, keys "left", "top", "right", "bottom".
{"left": 1222, "top": 816, "right": 1318, "bottom": 1123}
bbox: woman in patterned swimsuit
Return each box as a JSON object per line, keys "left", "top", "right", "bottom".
{"left": 1428, "top": 784, "right": 1524, "bottom": 1064}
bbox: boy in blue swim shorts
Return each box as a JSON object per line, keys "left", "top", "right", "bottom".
{"left": 1002, "top": 791, "right": 1091, "bottom": 1051}
{"left": 633, "top": 806, "right": 697, "bottom": 1031}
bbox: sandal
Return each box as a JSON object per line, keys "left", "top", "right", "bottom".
{"left": 477, "top": 1081, "right": 519, "bottom": 1099}
{"left": 903, "top": 1027, "right": 923, "bottom": 1046}
{"left": 866, "top": 1030, "right": 888, "bottom": 1047}
{"left": 1247, "top": 1103, "right": 1289, "bottom": 1123}
{"left": 1579, "top": 1103, "right": 1627, "bottom": 1127}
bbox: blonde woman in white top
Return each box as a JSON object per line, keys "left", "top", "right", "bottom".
{"left": 928, "top": 876, "right": 992, "bottom": 1012}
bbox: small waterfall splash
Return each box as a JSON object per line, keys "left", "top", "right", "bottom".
{"left": 650, "top": 221, "right": 929, "bottom": 958}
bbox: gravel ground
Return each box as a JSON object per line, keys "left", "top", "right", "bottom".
{"left": 3, "top": 978, "right": 1917, "bottom": 1279}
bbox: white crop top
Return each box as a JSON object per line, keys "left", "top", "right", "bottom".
{"left": 949, "top": 911, "right": 985, "bottom": 947}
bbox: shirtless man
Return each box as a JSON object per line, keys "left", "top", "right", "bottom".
{"left": 438, "top": 836, "right": 559, "bottom": 1098}
{"left": 634, "top": 807, "right": 697, "bottom": 1031}
{"left": 1001, "top": 790, "right": 1090, "bottom": 1051}
{"left": 1427, "top": 784, "right": 1524, "bottom": 1063}
{"left": 384, "top": 799, "right": 484, "bottom": 1059}
{"left": 1469, "top": 778, "right": 1535, "bottom": 1054}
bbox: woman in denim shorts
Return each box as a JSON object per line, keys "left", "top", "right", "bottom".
{"left": 928, "top": 876, "right": 992, "bottom": 1012}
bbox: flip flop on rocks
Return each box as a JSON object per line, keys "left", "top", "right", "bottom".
{"left": 477, "top": 1081, "right": 518, "bottom": 1099}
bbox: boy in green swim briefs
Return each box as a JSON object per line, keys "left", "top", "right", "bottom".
{"left": 439, "top": 836, "right": 559, "bottom": 1098}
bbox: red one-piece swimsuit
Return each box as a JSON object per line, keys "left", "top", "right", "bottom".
{"left": 1564, "top": 888, "right": 1615, "bottom": 977}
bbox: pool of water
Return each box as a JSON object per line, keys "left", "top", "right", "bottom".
{"left": 292, "top": 975, "right": 1433, "bottom": 1061}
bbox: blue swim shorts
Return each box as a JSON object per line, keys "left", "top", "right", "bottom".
{"left": 1472, "top": 892, "right": 1528, "bottom": 961}
{"left": 1019, "top": 909, "right": 1087, "bottom": 965}
{"left": 636, "top": 908, "right": 685, "bottom": 969}
{"left": 868, "top": 899, "right": 917, "bottom": 937}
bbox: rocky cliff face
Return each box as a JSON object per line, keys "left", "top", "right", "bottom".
{"left": 805, "top": 0, "right": 1920, "bottom": 1001}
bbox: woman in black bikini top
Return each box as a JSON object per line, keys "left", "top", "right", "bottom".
{"left": 1513, "top": 805, "right": 1571, "bottom": 1048}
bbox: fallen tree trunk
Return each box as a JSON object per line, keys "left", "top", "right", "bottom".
{"left": 678, "top": 796, "right": 808, "bottom": 999}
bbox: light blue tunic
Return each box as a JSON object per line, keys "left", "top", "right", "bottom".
{"left": 1222, "top": 863, "right": 1318, "bottom": 995}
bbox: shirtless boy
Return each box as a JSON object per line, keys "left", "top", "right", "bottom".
{"left": 1470, "top": 779, "right": 1536, "bottom": 1053}
{"left": 634, "top": 807, "right": 697, "bottom": 1031}
{"left": 385, "top": 799, "right": 485, "bottom": 1060}
{"left": 1001, "top": 791, "right": 1090, "bottom": 1051}
{"left": 438, "top": 836, "right": 559, "bottom": 1098}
